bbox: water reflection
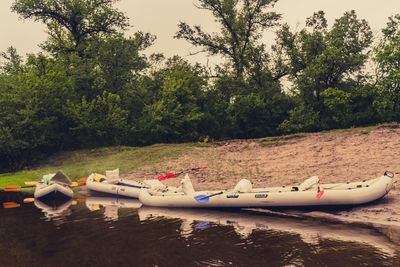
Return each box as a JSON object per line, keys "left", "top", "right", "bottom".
{"left": 85, "top": 196, "right": 142, "bottom": 221}
{"left": 34, "top": 198, "right": 73, "bottom": 222}
{"left": 1, "top": 191, "right": 399, "bottom": 266}
{"left": 138, "top": 206, "right": 398, "bottom": 255}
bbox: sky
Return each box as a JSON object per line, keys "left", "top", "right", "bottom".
{"left": 1, "top": 0, "right": 400, "bottom": 65}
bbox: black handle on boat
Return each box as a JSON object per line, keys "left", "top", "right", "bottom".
{"left": 384, "top": 171, "right": 394, "bottom": 178}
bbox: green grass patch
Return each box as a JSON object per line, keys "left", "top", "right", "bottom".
{"left": 256, "top": 133, "right": 305, "bottom": 147}
{"left": 0, "top": 171, "right": 41, "bottom": 188}
{"left": 1, "top": 143, "right": 195, "bottom": 188}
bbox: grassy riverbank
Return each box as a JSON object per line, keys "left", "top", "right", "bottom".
{"left": 2, "top": 123, "right": 399, "bottom": 190}
{"left": 0, "top": 143, "right": 195, "bottom": 188}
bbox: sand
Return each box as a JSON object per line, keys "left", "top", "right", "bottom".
{"left": 123, "top": 124, "right": 400, "bottom": 238}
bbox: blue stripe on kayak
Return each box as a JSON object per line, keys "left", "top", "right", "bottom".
{"left": 117, "top": 182, "right": 149, "bottom": 189}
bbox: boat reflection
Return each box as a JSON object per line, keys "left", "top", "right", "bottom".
{"left": 85, "top": 196, "right": 142, "bottom": 221}
{"left": 34, "top": 198, "right": 73, "bottom": 223}
{"left": 138, "top": 206, "right": 398, "bottom": 255}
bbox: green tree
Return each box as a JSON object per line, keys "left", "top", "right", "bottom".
{"left": 175, "top": 0, "right": 281, "bottom": 78}
{"left": 138, "top": 57, "right": 207, "bottom": 143}
{"left": 374, "top": 14, "right": 400, "bottom": 121}
{"left": 277, "top": 10, "right": 373, "bottom": 131}
{"left": 12, "top": 0, "right": 129, "bottom": 56}
{"left": 64, "top": 91, "right": 130, "bottom": 147}
{"left": 0, "top": 51, "right": 74, "bottom": 171}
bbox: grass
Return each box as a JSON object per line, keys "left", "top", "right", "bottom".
{"left": 0, "top": 143, "right": 195, "bottom": 188}
{"left": 256, "top": 133, "right": 305, "bottom": 147}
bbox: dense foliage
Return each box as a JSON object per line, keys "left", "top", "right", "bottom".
{"left": 1, "top": 0, "right": 400, "bottom": 172}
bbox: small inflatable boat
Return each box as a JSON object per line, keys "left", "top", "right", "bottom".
{"left": 34, "top": 171, "right": 74, "bottom": 200}
{"left": 86, "top": 169, "right": 181, "bottom": 198}
{"left": 139, "top": 172, "right": 394, "bottom": 208}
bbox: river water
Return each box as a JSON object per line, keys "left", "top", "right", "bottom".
{"left": 1, "top": 191, "right": 399, "bottom": 267}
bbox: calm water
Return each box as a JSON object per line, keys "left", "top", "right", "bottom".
{"left": 1, "top": 191, "right": 399, "bottom": 267}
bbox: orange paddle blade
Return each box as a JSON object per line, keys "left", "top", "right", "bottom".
{"left": 4, "top": 186, "right": 21, "bottom": 191}
{"left": 3, "top": 202, "right": 21, "bottom": 209}
{"left": 77, "top": 196, "right": 87, "bottom": 202}
{"left": 78, "top": 178, "right": 87, "bottom": 184}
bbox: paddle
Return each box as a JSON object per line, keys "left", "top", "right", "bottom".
{"left": 3, "top": 185, "right": 36, "bottom": 191}
{"left": 316, "top": 177, "right": 324, "bottom": 200}
{"left": 25, "top": 181, "right": 39, "bottom": 185}
{"left": 22, "top": 175, "right": 85, "bottom": 187}
{"left": 23, "top": 198, "right": 35, "bottom": 203}
{"left": 194, "top": 191, "right": 223, "bottom": 203}
{"left": 77, "top": 196, "right": 87, "bottom": 202}
{"left": 4, "top": 181, "right": 79, "bottom": 191}
{"left": 158, "top": 166, "right": 208, "bottom": 181}
{"left": 3, "top": 202, "right": 21, "bottom": 209}
{"left": 78, "top": 178, "right": 87, "bottom": 184}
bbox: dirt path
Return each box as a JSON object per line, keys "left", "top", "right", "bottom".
{"left": 123, "top": 124, "right": 400, "bottom": 231}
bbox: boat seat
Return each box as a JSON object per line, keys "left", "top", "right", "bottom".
{"left": 298, "top": 176, "right": 319, "bottom": 191}
{"left": 106, "top": 169, "right": 119, "bottom": 180}
{"left": 181, "top": 174, "right": 195, "bottom": 194}
{"left": 233, "top": 179, "right": 253, "bottom": 193}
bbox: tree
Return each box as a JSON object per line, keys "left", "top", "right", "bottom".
{"left": 12, "top": 0, "right": 129, "bottom": 56}
{"left": 277, "top": 10, "right": 373, "bottom": 131}
{"left": 64, "top": 91, "right": 130, "bottom": 147}
{"left": 89, "top": 32, "right": 154, "bottom": 96}
{"left": 175, "top": 0, "right": 281, "bottom": 78}
{"left": 138, "top": 57, "right": 207, "bottom": 143}
{"left": 374, "top": 14, "right": 400, "bottom": 121}
{"left": 0, "top": 51, "right": 74, "bottom": 171}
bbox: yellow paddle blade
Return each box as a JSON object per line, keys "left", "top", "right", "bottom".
{"left": 71, "top": 200, "right": 78, "bottom": 205}
{"left": 23, "top": 198, "right": 35, "bottom": 203}
{"left": 70, "top": 182, "right": 79, "bottom": 187}
{"left": 24, "top": 181, "right": 38, "bottom": 185}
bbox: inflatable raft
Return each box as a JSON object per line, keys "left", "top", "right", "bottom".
{"left": 139, "top": 172, "right": 394, "bottom": 208}
{"left": 86, "top": 169, "right": 181, "bottom": 198}
{"left": 34, "top": 171, "right": 74, "bottom": 200}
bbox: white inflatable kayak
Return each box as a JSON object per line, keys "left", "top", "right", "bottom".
{"left": 34, "top": 171, "right": 74, "bottom": 200}
{"left": 139, "top": 172, "right": 394, "bottom": 208}
{"left": 86, "top": 169, "right": 181, "bottom": 198}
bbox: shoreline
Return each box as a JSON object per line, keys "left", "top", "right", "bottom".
{"left": 123, "top": 124, "right": 400, "bottom": 229}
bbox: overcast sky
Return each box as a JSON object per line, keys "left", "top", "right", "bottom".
{"left": 1, "top": 0, "right": 399, "bottom": 65}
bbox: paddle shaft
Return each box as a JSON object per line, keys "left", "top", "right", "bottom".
{"left": 159, "top": 166, "right": 207, "bottom": 180}
{"left": 194, "top": 191, "right": 223, "bottom": 203}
